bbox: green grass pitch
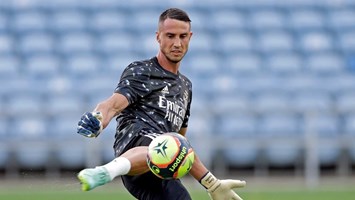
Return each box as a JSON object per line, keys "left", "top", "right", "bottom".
{"left": 0, "top": 178, "right": 354, "bottom": 200}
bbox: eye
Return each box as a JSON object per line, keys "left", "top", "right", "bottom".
{"left": 180, "top": 34, "right": 188, "bottom": 39}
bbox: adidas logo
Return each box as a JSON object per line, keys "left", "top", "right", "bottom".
{"left": 161, "top": 86, "right": 169, "bottom": 95}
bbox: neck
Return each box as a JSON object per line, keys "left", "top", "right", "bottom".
{"left": 156, "top": 51, "right": 179, "bottom": 74}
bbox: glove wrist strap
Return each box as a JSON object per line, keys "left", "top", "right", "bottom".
{"left": 200, "top": 171, "right": 218, "bottom": 189}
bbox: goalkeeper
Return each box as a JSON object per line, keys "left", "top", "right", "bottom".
{"left": 77, "top": 8, "right": 246, "bottom": 200}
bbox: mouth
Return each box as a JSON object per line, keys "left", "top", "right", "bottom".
{"left": 171, "top": 50, "right": 182, "bottom": 55}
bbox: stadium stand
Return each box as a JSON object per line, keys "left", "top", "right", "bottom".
{"left": 0, "top": 0, "right": 354, "bottom": 178}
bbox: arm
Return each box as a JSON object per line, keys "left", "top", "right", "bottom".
{"left": 77, "top": 93, "right": 129, "bottom": 137}
{"left": 182, "top": 127, "right": 246, "bottom": 200}
{"left": 93, "top": 93, "right": 129, "bottom": 129}
{"left": 190, "top": 153, "right": 246, "bottom": 200}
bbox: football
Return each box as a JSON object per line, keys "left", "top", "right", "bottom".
{"left": 146, "top": 132, "right": 195, "bottom": 179}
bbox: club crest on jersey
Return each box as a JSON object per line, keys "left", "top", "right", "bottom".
{"left": 161, "top": 86, "right": 169, "bottom": 95}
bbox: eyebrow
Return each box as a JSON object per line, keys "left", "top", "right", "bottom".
{"left": 166, "top": 32, "right": 189, "bottom": 36}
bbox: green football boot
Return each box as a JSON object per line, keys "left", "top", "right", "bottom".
{"left": 77, "top": 167, "right": 112, "bottom": 191}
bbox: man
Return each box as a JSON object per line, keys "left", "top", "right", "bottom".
{"left": 77, "top": 8, "right": 246, "bottom": 200}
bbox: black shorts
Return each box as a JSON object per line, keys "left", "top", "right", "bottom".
{"left": 119, "top": 134, "right": 192, "bottom": 200}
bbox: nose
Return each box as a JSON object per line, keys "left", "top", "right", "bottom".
{"left": 173, "top": 38, "right": 182, "bottom": 47}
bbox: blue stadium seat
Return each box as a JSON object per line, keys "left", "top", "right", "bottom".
{"left": 256, "top": 30, "right": 294, "bottom": 53}
{"left": 285, "top": 75, "right": 324, "bottom": 94}
{"left": 344, "top": 114, "right": 355, "bottom": 163}
{"left": 288, "top": 9, "right": 325, "bottom": 31}
{"left": 49, "top": 116, "right": 86, "bottom": 168}
{"left": 217, "top": 31, "right": 254, "bottom": 53}
{"left": 0, "top": 33, "right": 14, "bottom": 54}
{"left": 24, "top": 53, "right": 60, "bottom": 78}
{"left": 138, "top": 34, "right": 159, "bottom": 57}
{"left": 0, "top": 118, "right": 9, "bottom": 168}
{"left": 11, "top": 116, "right": 47, "bottom": 138}
{"left": 317, "top": 144, "right": 341, "bottom": 166}
{"left": 58, "top": 32, "right": 95, "bottom": 55}
{"left": 312, "top": 115, "right": 339, "bottom": 137}
{"left": 266, "top": 52, "right": 303, "bottom": 74}
{"left": 220, "top": 114, "right": 258, "bottom": 166}
{"left": 11, "top": 116, "right": 49, "bottom": 169}
{"left": 46, "top": 94, "right": 85, "bottom": 117}
{"left": 328, "top": 9, "right": 355, "bottom": 31}
{"left": 224, "top": 53, "right": 262, "bottom": 75}
{"left": 0, "top": 13, "right": 8, "bottom": 32}
{"left": 187, "top": 114, "right": 214, "bottom": 167}
{"left": 50, "top": 10, "right": 88, "bottom": 33}
{"left": 16, "top": 142, "right": 50, "bottom": 169}
{"left": 0, "top": 75, "right": 25, "bottom": 98}
{"left": 77, "top": 74, "right": 117, "bottom": 97}
{"left": 64, "top": 53, "right": 101, "bottom": 77}
{"left": 101, "top": 119, "right": 118, "bottom": 163}
{"left": 235, "top": 75, "right": 283, "bottom": 94}
{"left": 89, "top": 11, "right": 127, "bottom": 33}
{"left": 45, "top": 76, "right": 74, "bottom": 96}
{"left": 6, "top": 94, "right": 43, "bottom": 117}
{"left": 306, "top": 52, "right": 345, "bottom": 74}
{"left": 264, "top": 142, "right": 302, "bottom": 167}
{"left": 253, "top": 92, "right": 292, "bottom": 113}
{"left": 185, "top": 10, "right": 208, "bottom": 32}
{"left": 220, "top": 114, "right": 257, "bottom": 137}
{"left": 210, "top": 9, "right": 246, "bottom": 31}
{"left": 305, "top": 115, "right": 340, "bottom": 166}
{"left": 188, "top": 32, "right": 214, "bottom": 53}
{"left": 291, "top": 92, "right": 332, "bottom": 113}
{"left": 11, "top": 10, "right": 48, "bottom": 33}
{"left": 258, "top": 113, "right": 303, "bottom": 166}
{"left": 105, "top": 53, "right": 139, "bottom": 73}
{"left": 248, "top": 9, "right": 286, "bottom": 31}
{"left": 344, "top": 114, "right": 355, "bottom": 135}
{"left": 298, "top": 31, "right": 334, "bottom": 53}
{"left": 213, "top": 94, "right": 251, "bottom": 115}
{"left": 0, "top": 55, "right": 20, "bottom": 78}
{"left": 18, "top": 32, "right": 55, "bottom": 55}
{"left": 330, "top": 75, "right": 355, "bottom": 95}
{"left": 336, "top": 92, "right": 355, "bottom": 113}
{"left": 131, "top": 10, "right": 160, "bottom": 32}
{"left": 185, "top": 53, "right": 220, "bottom": 78}
{"left": 208, "top": 75, "right": 239, "bottom": 95}
{"left": 96, "top": 32, "right": 133, "bottom": 56}
{"left": 258, "top": 113, "right": 300, "bottom": 136}
{"left": 338, "top": 30, "right": 355, "bottom": 53}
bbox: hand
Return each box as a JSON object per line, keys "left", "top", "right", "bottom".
{"left": 200, "top": 172, "right": 246, "bottom": 200}
{"left": 208, "top": 179, "right": 246, "bottom": 200}
{"left": 77, "top": 111, "right": 103, "bottom": 138}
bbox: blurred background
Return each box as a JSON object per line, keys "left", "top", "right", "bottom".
{"left": 0, "top": 0, "right": 355, "bottom": 196}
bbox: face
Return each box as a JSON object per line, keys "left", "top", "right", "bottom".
{"left": 156, "top": 18, "right": 192, "bottom": 64}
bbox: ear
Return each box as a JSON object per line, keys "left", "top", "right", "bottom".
{"left": 156, "top": 31, "right": 160, "bottom": 43}
{"left": 189, "top": 31, "right": 193, "bottom": 40}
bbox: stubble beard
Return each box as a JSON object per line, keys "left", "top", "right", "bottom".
{"left": 164, "top": 50, "right": 187, "bottom": 64}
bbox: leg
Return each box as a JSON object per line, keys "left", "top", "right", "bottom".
{"left": 77, "top": 146, "right": 149, "bottom": 191}
{"left": 120, "top": 146, "right": 150, "bottom": 175}
{"left": 122, "top": 172, "right": 192, "bottom": 200}
{"left": 78, "top": 134, "right": 155, "bottom": 191}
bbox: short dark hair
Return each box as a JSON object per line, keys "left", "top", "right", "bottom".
{"left": 159, "top": 8, "right": 191, "bottom": 23}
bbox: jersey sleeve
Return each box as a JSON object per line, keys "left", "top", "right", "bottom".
{"left": 114, "top": 63, "right": 152, "bottom": 104}
{"left": 181, "top": 88, "right": 192, "bottom": 128}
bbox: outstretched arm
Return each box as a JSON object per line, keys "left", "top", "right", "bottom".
{"left": 183, "top": 127, "right": 246, "bottom": 200}
{"left": 93, "top": 93, "right": 129, "bottom": 129}
{"left": 189, "top": 154, "right": 245, "bottom": 200}
{"left": 77, "top": 93, "right": 129, "bottom": 137}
